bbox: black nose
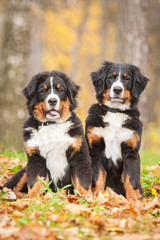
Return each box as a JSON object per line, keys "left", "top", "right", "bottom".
{"left": 48, "top": 98, "right": 57, "bottom": 106}
{"left": 113, "top": 86, "right": 123, "bottom": 95}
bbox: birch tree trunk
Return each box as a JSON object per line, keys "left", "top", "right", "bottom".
{"left": 0, "top": 0, "right": 31, "bottom": 150}
{"left": 117, "top": 0, "right": 149, "bottom": 130}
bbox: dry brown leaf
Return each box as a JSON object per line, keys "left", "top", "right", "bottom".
{"left": 105, "top": 226, "right": 124, "bottom": 233}
{"left": 65, "top": 227, "right": 79, "bottom": 235}
{"left": 154, "top": 182, "right": 160, "bottom": 191}
{"left": 0, "top": 227, "right": 19, "bottom": 238}
{"left": 105, "top": 187, "right": 128, "bottom": 206}
{"left": 144, "top": 196, "right": 160, "bottom": 211}
{"left": 64, "top": 203, "right": 92, "bottom": 214}
{"left": 3, "top": 187, "right": 17, "bottom": 200}
{"left": 112, "top": 233, "right": 153, "bottom": 240}
{"left": 129, "top": 200, "right": 143, "bottom": 216}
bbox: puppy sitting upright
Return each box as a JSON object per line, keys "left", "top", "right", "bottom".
{"left": 3, "top": 70, "right": 92, "bottom": 197}
{"left": 86, "top": 61, "right": 149, "bottom": 200}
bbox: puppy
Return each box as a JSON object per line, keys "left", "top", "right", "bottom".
{"left": 2, "top": 70, "right": 92, "bottom": 197}
{"left": 85, "top": 61, "right": 149, "bottom": 200}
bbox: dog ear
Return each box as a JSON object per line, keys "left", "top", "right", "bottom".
{"left": 131, "top": 66, "right": 149, "bottom": 99}
{"left": 22, "top": 72, "right": 49, "bottom": 107}
{"left": 67, "top": 80, "right": 80, "bottom": 110}
{"left": 22, "top": 75, "right": 38, "bottom": 107}
{"left": 91, "top": 61, "right": 113, "bottom": 99}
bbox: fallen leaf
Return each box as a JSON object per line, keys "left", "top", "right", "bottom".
{"left": 105, "top": 226, "right": 123, "bottom": 233}
{"left": 64, "top": 203, "right": 92, "bottom": 214}
{"left": 144, "top": 196, "right": 160, "bottom": 211}
{"left": 3, "top": 188, "right": 17, "bottom": 200}
{"left": 0, "top": 227, "right": 19, "bottom": 238}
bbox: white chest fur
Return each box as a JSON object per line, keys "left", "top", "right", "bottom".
{"left": 26, "top": 121, "right": 75, "bottom": 185}
{"left": 92, "top": 112, "right": 134, "bottom": 164}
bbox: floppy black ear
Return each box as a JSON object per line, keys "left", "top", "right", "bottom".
{"left": 67, "top": 80, "right": 80, "bottom": 110}
{"left": 91, "top": 61, "right": 113, "bottom": 101}
{"left": 22, "top": 71, "right": 50, "bottom": 108}
{"left": 22, "top": 75, "right": 38, "bottom": 107}
{"left": 131, "top": 66, "right": 149, "bottom": 99}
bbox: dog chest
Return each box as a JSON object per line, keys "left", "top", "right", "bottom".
{"left": 26, "top": 121, "right": 75, "bottom": 185}
{"left": 92, "top": 112, "right": 134, "bottom": 164}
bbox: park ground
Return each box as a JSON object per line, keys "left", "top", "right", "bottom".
{"left": 0, "top": 149, "right": 160, "bottom": 240}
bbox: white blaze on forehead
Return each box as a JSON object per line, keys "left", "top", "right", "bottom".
{"left": 117, "top": 67, "right": 121, "bottom": 82}
{"left": 46, "top": 76, "right": 60, "bottom": 111}
{"left": 110, "top": 67, "right": 124, "bottom": 98}
{"left": 50, "top": 76, "right": 54, "bottom": 94}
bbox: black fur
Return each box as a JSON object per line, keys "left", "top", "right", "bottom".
{"left": 86, "top": 61, "right": 149, "bottom": 199}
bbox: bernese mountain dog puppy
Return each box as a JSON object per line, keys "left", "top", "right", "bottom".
{"left": 85, "top": 61, "right": 149, "bottom": 200}
{"left": 2, "top": 70, "right": 92, "bottom": 197}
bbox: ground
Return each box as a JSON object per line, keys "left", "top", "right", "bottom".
{"left": 0, "top": 150, "right": 160, "bottom": 240}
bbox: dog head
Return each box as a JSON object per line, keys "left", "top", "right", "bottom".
{"left": 23, "top": 70, "right": 80, "bottom": 122}
{"left": 91, "top": 61, "right": 149, "bottom": 110}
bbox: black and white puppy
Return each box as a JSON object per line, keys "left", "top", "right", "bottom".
{"left": 85, "top": 61, "right": 149, "bottom": 200}
{"left": 3, "top": 70, "right": 92, "bottom": 197}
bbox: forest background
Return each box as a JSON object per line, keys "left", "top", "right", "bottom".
{"left": 0, "top": 0, "right": 159, "bottom": 157}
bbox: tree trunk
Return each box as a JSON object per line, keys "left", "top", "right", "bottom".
{"left": 117, "top": 0, "right": 149, "bottom": 131}
{"left": 0, "top": 0, "right": 31, "bottom": 150}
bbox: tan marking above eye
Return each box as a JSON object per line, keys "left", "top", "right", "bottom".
{"left": 123, "top": 73, "right": 127, "bottom": 78}
{"left": 57, "top": 83, "right": 60, "bottom": 89}
{"left": 113, "top": 72, "right": 116, "bottom": 76}
{"left": 44, "top": 84, "right": 47, "bottom": 89}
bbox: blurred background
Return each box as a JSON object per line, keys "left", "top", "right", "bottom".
{"left": 0, "top": 0, "right": 159, "bottom": 160}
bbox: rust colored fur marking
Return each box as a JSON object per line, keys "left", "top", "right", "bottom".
{"left": 70, "top": 136, "right": 82, "bottom": 157}
{"left": 15, "top": 173, "right": 27, "bottom": 191}
{"left": 59, "top": 98, "right": 71, "bottom": 121}
{"left": 87, "top": 127, "right": 101, "bottom": 147}
{"left": 13, "top": 190, "right": 27, "bottom": 199}
{"left": 28, "top": 176, "right": 49, "bottom": 198}
{"left": 72, "top": 176, "right": 91, "bottom": 196}
{"left": 103, "top": 88, "right": 111, "bottom": 103}
{"left": 93, "top": 169, "right": 107, "bottom": 195}
{"left": 122, "top": 174, "right": 141, "bottom": 200}
{"left": 122, "top": 87, "right": 131, "bottom": 105}
{"left": 34, "top": 102, "right": 48, "bottom": 121}
{"left": 125, "top": 132, "right": 139, "bottom": 148}
{"left": 123, "top": 73, "right": 127, "bottom": 78}
{"left": 25, "top": 144, "right": 38, "bottom": 156}
{"left": 44, "top": 84, "right": 47, "bottom": 89}
{"left": 123, "top": 88, "right": 131, "bottom": 104}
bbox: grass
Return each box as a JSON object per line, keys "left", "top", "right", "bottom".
{"left": 140, "top": 148, "right": 160, "bottom": 169}
{"left": 0, "top": 149, "right": 27, "bottom": 162}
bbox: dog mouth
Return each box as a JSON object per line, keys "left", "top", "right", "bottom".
{"left": 109, "top": 96, "right": 128, "bottom": 103}
{"left": 45, "top": 107, "right": 63, "bottom": 119}
{"left": 48, "top": 109, "right": 60, "bottom": 116}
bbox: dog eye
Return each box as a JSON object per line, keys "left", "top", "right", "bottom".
{"left": 124, "top": 77, "right": 130, "bottom": 81}
{"left": 57, "top": 87, "right": 63, "bottom": 92}
{"left": 109, "top": 76, "right": 115, "bottom": 81}
{"left": 40, "top": 89, "right": 46, "bottom": 94}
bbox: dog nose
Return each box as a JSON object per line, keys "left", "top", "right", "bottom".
{"left": 113, "top": 86, "right": 123, "bottom": 95}
{"left": 48, "top": 98, "right": 57, "bottom": 106}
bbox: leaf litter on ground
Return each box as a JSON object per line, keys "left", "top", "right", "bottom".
{"left": 0, "top": 154, "right": 160, "bottom": 239}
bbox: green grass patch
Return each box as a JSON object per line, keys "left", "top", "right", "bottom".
{"left": 140, "top": 148, "right": 160, "bottom": 169}
{"left": 0, "top": 149, "right": 27, "bottom": 162}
